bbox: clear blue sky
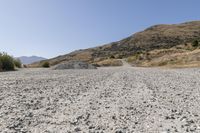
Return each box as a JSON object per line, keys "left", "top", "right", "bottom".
{"left": 0, "top": 0, "right": 200, "bottom": 58}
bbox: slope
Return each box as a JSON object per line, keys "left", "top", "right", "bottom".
{"left": 30, "top": 21, "right": 200, "bottom": 67}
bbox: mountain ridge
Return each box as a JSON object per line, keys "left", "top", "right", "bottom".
{"left": 30, "top": 21, "right": 200, "bottom": 67}
{"left": 18, "top": 56, "right": 47, "bottom": 64}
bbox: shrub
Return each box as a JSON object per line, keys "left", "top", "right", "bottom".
{"left": 23, "top": 64, "right": 27, "bottom": 68}
{"left": 0, "top": 52, "right": 15, "bottom": 71}
{"left": 110, "top": 55, "right": 115, "bottom": 59}
{"left": 0, "top": 60, "right": 2, "bottom": 71}
{"left": 192, "top": 40, "right": 199, "bottom": 47}
{"left": 42, "top": 61, "right": 50, "bottom": 68}
{"left": 14, "top": 59, "right": 22, "bottom": 68}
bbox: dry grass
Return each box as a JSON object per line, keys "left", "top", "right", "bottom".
{"left": 96, "top": 59, "right": 123, "bottom": 67}
{"left": 29, "top": 21, "right": 200, "bottom": 68}
{"left": 126, "top": 42, "right": 200, "bottom": 68}
{"left": 72, "top": 51, "right": 93, "bottom": 62}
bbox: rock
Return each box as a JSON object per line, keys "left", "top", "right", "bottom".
{"left": 52, "top": 60, "right": 97, "bottom": 70}
{"left": 74, "top": 127, "right": 81, "bottom": 132}
{"left": 115, "top": 130, "right": 124, "bottom": 133}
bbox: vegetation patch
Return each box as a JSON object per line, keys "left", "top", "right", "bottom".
{"left": 127, "top": 42, "right": 200, "bottom": 68}
{"left": 0, "top": 52, "right": 22, "bottom": 71}
{"left": 42, "top": 61, "right": 50, "bottom": 68}
{"left": 192, "top": 40, "right": 199, "bottom": 47}
{"left": 14, "top": 59, "right": 22, "bottom": 68}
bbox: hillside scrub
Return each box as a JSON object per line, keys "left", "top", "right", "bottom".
{"left": 29, "top": 21, "right": 200, "bottom": 68}
{"left": 0, "top": 52, "right": 22, "bottom": 71}
{"left": 192, "top": 40, "right": 199, "bottom": 47}
{"left": 127, "top": 43, "right": 200, "bottom": 68}
{"left": 42, "top": 61, "right": 50, "bottom": 68}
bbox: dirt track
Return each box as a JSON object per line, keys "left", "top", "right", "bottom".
{"left": 0, "top": 67, "right": 200, "bottom": 133}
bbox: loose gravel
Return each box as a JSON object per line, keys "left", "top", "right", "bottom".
{"left": 0, "top": 67, "right": 200, "bottom": 133}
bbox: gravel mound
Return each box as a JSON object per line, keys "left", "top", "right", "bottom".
{"left": 53, "top": 60, "right": 96, "bottom": 69}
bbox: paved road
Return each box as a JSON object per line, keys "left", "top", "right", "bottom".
{"left": 0, "top": 67, "right": 200, "bottom": 132}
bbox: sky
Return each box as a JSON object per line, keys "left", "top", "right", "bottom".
{"left": 0, "top": 0, "right": 200, "bottom": 58}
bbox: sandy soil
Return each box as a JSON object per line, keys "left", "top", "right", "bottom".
{"left": 0, "top": 67, "right": 200, "bottom": 133}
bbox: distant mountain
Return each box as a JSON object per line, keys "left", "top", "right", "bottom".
{"left": 18, "top": 56, "right": 47, "bottom": 64}
{"left": 31, "top": 21, "right": 200, "bottom": 67}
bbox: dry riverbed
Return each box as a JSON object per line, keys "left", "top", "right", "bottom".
{"left": 0, "top": 67, "right": 200, "bottom": 133}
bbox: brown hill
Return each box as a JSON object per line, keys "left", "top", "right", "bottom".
{"left": 30, "top": 21, "right": 200, "bottom": 67}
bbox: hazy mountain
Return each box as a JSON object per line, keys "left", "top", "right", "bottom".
{"left": 18, "top": 56, "right": 47, "bottom": 64}
{"left": 31, "top": 21, "right": 200, "bottom": 67}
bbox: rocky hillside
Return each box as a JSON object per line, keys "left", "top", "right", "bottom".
{"left": 30, "top": 21, "right": 200, "bottom": 67}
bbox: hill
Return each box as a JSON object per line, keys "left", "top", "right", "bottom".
{"left": 30, "top": 21, "right": 200, "bottom": 67}
{"left": 18, "top": 56, "right": 47, "bottom": 64}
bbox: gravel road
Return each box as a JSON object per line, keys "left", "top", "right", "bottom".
{"left": 0, "top": 67, "right": 200, "bottom": 133}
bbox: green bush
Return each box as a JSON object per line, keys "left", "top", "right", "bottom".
{"left": 42, "top": 61, "right": 50, "bottom": 68}
{"left": 0, "top": 52, "right": 15, "bottom": 71}
{"left": 14, "top": 59, "right": 22, "bottom": 68}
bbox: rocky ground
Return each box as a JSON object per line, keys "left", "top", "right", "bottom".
{"left": 52, "top": 61, "right": 96, "bottom": 70}
{"left": 0, "top": 67, "right": 200, "bottom": 133}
